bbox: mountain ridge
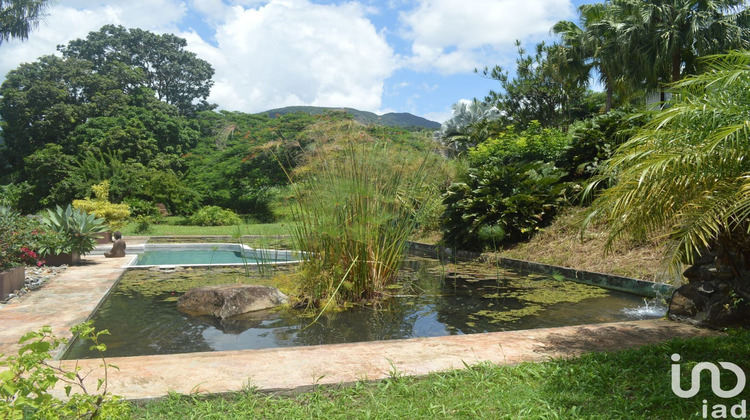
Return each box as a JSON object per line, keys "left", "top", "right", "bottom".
{"left": 260, "top": 106, "right": 441, "bottom": 130}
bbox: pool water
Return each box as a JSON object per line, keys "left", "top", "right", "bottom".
{"left": 133, "top": 244, "right": 299, "bottom": 266}
{"left": 64, "top": 257, "right": 666, "bottom": 359}
{"left": 137, "top": 250, "right": 260, "bottom": 265}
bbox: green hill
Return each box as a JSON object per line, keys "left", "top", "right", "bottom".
{"left": 260, "top": 106, "right": 441, "bottom": 130}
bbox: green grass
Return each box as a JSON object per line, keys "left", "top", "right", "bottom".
{"left": 120, "top": 216, "right": 293, "bottom": 236}
{"left": 133, "top": 329, "right": 750, "bottom": 419}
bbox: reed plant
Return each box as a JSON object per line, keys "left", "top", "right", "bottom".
{"left": 285, "top": 122, "right": 441, "bottom": 307}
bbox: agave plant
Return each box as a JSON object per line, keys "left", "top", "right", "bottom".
{"left": 40, "top": 205, "right": 107, "bottom": 256}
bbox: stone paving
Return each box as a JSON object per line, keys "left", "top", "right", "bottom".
{"left": 0, "top": 251, "right": 719, "bottom": 401}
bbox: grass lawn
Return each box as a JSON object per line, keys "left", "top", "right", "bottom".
{"left": 120, "top": 216, "right": 293, "bottom": 236}
{"left": 133, "top": 329, "right": 749, "bottom": 419}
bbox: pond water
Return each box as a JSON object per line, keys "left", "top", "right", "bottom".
{"left": 63, "top": 257, "right": 666, "bottom": 359}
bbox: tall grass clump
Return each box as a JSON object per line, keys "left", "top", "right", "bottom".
{"left": 286, "top": 121, "right": 444, "bottom": 307}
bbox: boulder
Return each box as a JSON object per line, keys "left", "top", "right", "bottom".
{"left": 668, "top": 281, "right": 750, "bottom": 328}
{"left": 177, "top": 284, "right": 288, "bottom": 319}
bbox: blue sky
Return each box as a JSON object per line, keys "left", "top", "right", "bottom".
{"left": 0, "top": 0, "right": 597, "bottom": 124}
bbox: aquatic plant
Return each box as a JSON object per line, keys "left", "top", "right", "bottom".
{"left": 284, "top": 121, "right": 441, "bottom": 307}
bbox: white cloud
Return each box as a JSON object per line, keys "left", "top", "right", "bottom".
{"left": 400, "top": 0, "right": 575, "bottom": 73}
{"left": 189, "top": 0, "right": 396, "bottom": 113}
{"left": 189, "top": 0, "right": 231, "bottom": 23}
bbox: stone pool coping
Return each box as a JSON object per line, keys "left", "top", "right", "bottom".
{"left": 0, "top": 249, "right": 717, "bottom": 402}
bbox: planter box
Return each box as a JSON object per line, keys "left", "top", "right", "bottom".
{"left": 96, "top": 231, "right": 112, "bottom": 244}
{"left": 0, "top": 266, "right": 25, "bottom": 300}
{"left": 44, "top": 251, "right": 81, "bottom": 266}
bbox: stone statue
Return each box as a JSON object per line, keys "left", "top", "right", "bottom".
{"left": 104, "top": 231, "right": 126, "bottom": 258}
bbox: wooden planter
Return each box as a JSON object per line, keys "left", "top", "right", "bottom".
{"left": 0, "top": 266, "right": 25, "bottom": 300}
{"left": 44, "top": 251, "right": 81, "bottom": 266}
{"left": 96, "top": 231, "right": 112, "bottom": 244}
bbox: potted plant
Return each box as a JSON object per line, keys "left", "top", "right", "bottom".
{"left": 39, "top": 205, "right": 108, "bottom": 266}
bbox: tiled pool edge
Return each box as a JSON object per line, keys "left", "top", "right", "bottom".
{"left": 407, "top": 241, "right": 674, "bottom": 298}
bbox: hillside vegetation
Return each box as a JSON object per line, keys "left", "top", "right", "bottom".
{"left": 261, "top": 106, "right": 441, "bottom": 129}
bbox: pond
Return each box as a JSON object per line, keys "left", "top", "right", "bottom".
{"left": 63, "top": 256, "right": 666, "bottom": 359}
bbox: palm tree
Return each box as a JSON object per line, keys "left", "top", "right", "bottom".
{"left": 437, "top": 99, "right": 500, "bottom": 154}
{"left": 615, "top": 0, "right": 749, "bottom": 88}
{"left": 554, "top": 2, "right": 652, "bottom": 112}
{"left": 582, "top": 50, "right": 750, "bottom": 301}
{"left": 0, "top": 0, "right": 50, "bottom": 44}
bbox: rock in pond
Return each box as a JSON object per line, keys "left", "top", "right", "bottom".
{"left": 177, "top": 284, "right": 288, "bottom": 319}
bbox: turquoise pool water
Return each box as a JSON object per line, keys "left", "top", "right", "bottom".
{"left": 137, "top": 250, "right": 258, "bottom": 265}
{"left": 133, "top": 244, "right": 299, "bottom": 266}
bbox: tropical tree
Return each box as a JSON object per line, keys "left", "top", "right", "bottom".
{"left": 479, "top": 41, "right": 588, "bottom": 129}
{"left": 553, "top": 2, "right": 633, "bottom": 112}
{"left": 614, "top": 0, "right": 750, "bottom": 89}
{"left": 0, "top": 0, "right": 50, "bottom": 44}
{"left": 582, "top": 50, "right": 750, "bottom": 302}
{"left": 59, "top": 25, "right": 215, "bottom": 115}
{"left": 436, "top": 99, "right": 500, "bottom": 154}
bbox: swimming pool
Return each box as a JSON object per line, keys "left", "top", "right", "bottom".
{"left": 131, "top": 243, "right": 302, "bottom": 267}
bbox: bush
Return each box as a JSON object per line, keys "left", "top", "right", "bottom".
{"left": 189, "top": 206, "right": 242, "bottom": 226}
{"left": 72, "top": 181, "right": 131, "bottom": 231}
{"left": 441, "top": 161, "right": 568, "bottom": 251}
{"left": 468, "top": 121, "right": 568, "bottom": 167}
{"left": 557, "top": 109, "right": 646, "bottom": 181}
{"left": 122, "top": 197, "right": 162, "bottom": 219}
{"left": 0, "top": 207, "right": 50, "bottom": 270}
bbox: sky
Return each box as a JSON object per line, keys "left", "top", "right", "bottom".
{"left": 0, "top": 0, "right": 596, "bottom": 124}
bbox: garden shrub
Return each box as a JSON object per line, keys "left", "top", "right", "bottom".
{"left": 72, "top": 180, "right": 131, "bottom": 231}
{"left": 441, "top": 161, "right": 568, "bottom": 251}
{"left": 440, "top": 122, "right": 571, "bottom": 251}
{"left": 189, "top": 205, "right": 242, "bottom": 226}
{"left": 468, "top": 121, "right": 568, "bottom": 167}
{"left": 0, "top": 207, "right": 52, "bottom": 269}
{"left": 122, "top": 197, "right": 162, "bottom": 219}
{"left": 557, "top": 109, "right": 646, "bottom": 181}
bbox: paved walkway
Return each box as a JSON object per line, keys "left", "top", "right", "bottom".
{"left": 0, "top": 255, "right": 137, "bottom": 358}
{"left": 0, "top": 255, "right": 719, "bottom": 401}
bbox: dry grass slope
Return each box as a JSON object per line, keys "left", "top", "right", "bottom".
{"left": 500, "top": 206, "right": 675, "bottom": 283}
